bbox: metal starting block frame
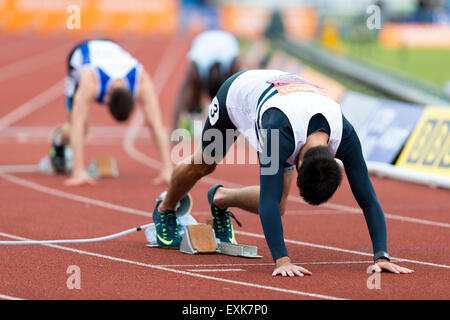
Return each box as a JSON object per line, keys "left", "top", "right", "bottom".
{"left": 180, "top": 224, "right": 262, "bottom": 258}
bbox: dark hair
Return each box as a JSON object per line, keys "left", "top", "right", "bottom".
{"left": 206, "top": 62, "right": 227, "bottom": 99}
{"left": 297, "top": 146, "right": 342, "bottom": 206}
{"left": 108, "top": 87, "right": 134, "bottom": 122}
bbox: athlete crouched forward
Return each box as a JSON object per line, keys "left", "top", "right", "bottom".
{"left": 154, "top": 69, "right": 414, "bottom": 277}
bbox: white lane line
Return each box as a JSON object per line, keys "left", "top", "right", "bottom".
{"left": 0, "top": 126, "right": 148, "bottom": 138}
{"left": 0, "top": 172, "right": 151, "bottom": 218}
{"left": 0, "top": 43, "right": 70, "bottom": 82}
{"left": 0, "top": 165, "right": 39, "bottom": 173}
{"left": 236, "top": 230, "right": 450, "bottom": 269}
{"left": 158, "top": 261, "right": 375, "bottom": 268}
{"left": 319, "top": 201, "right": 450, "bottom": 228}
{"left": 1, "top": 171, "right": 449, "bottom": 270}
{"left": 0, "top": 232, "right": 346, "bottom": 300}
{"left": 383, "top": 213, "right": 450, "bottom": 228}
{"left": 0, "top": 80, "right": 64, "bottom": 132}
{"left": 186, "top": 268, "right": 246, "bottom": 272}
{"left": 0, "top": 294, "right": 24, "bottom": 300}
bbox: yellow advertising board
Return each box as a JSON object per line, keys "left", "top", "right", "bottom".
{"left": 396, "top": 106, "right": 450, "bottom": 176}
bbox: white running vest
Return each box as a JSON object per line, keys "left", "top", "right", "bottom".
{"left": 188, "top": 30, "right": 239, "bottom": 82}
{"left": 67, "top": 40, "right": 142, "bottom": 103}
{"left": 225, "top": 70, "right": 343, "bottom": 165}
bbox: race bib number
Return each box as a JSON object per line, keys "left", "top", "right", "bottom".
{"left": 208, "top": 97, "right": 220, "bottom": 126}
{"left": 267, "top": 74, "right": 324, "bottom": 96}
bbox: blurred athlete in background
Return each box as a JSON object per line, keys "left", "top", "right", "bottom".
{"left": 50, "top": 39, "right": 172, "bottom": 186}
{"left": 172, "top": 30, "right": 241, "bottom": 135}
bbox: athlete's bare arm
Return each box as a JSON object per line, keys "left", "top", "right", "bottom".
{"left": 138, "top": 69, "right": 173, "bottom": 184}
{"left": 64, "top": 68, "right": 97, "bottom": 186}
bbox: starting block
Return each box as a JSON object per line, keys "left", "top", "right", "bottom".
{"left": 87, "top": 156, "right": 118, "bottom": 179}
{"left": 180, "top": 224, "right": 218, "bottom": 254}
{"left": 180, "top": 224, "right": 262, "bottom": 258}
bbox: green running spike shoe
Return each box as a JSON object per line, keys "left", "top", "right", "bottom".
{"left": 207, "top": 184, "right": 242, "bottom": 244}
{"left": 49, "top": 143, "right": 66, "bottom": 173}
{"left": 152, "top": 199, "right": 181, "bottom": 249}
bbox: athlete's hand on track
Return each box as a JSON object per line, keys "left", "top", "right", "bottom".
{"left": 368, "top": 259, "right": 414, "bottom": 274}
{"left": 64, "top": 170, "right": 96, "bottom": 187}
{"left": 272, "top": 256, "right": 312, "bottom": 277}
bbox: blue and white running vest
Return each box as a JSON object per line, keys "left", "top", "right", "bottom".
{"left": 65, "top": 40, "right": 142, "bottom": 110}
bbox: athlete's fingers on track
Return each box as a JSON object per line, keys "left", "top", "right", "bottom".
{"left": 298, "top": 266, "right": 312, "bottom": 275}
{"left": 272, "top": 265, "right": 309, "bottom": 277}
{"left": 64, "top": 177, "right": 96, "bottom": 187}
{"left": 381, "top": 262, "right": 400, "bottom": 274}
{"left": 292, "top": 268, "right": 304, "bottom": 277}
{"left": 394, "top": 264, "right": 414, "bottom": 273}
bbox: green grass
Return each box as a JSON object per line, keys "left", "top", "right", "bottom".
{"left": 341, "top": 40, "right": 450, "bottom": 88}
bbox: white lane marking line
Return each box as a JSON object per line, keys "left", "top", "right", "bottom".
{"left": 0, "top": 80, "right": 64, "bottom": 132}
{"left": 0, "top": 294, "right": 24, "bottom": 300}
{"left": 0, "top": 165, "right": 39, "bottom": 173}
{"left": 0, "top": 43, "right": 70, "bottom": 82}
{"left": 0, "top": 232, "right": 346, "bottom": 300}
{"left": 158, "top": 261, "right": 376, "bottom": 268}
{"left": 1, "top": 172, "right": 448, "bottom": 271}
{"left": 383, "top": 213, "right": 450, "bottom": 228}
{"left": 0, "top": 172, "right": 151, "bottom": 218}
{"left": 319, "top": 201, "right": 450, "bottom": 228}
{"left": 186, "top": 268, "right": 246, "bottom": 272}
{"left": 236, "top": 230, "right": 450, "bottom": 269}
{"left": 0, "top": 126, "right": 149, "bottom": 138}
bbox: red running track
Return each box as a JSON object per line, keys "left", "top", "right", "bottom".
{"left": 0, "top": 34, "right": 449, "bottom": 300}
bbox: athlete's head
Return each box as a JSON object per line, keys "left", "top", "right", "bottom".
{"left": 296, "top": 146, "right": 342, "bottom": 206}
{"left": 107, "top": 85, "right": 134, "bottom": 122}
{"left": 206, "top": 58, "right": 240, "bottom": 99}
{"left": 206, "top": 62, "right": 227, "bottom": 99}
